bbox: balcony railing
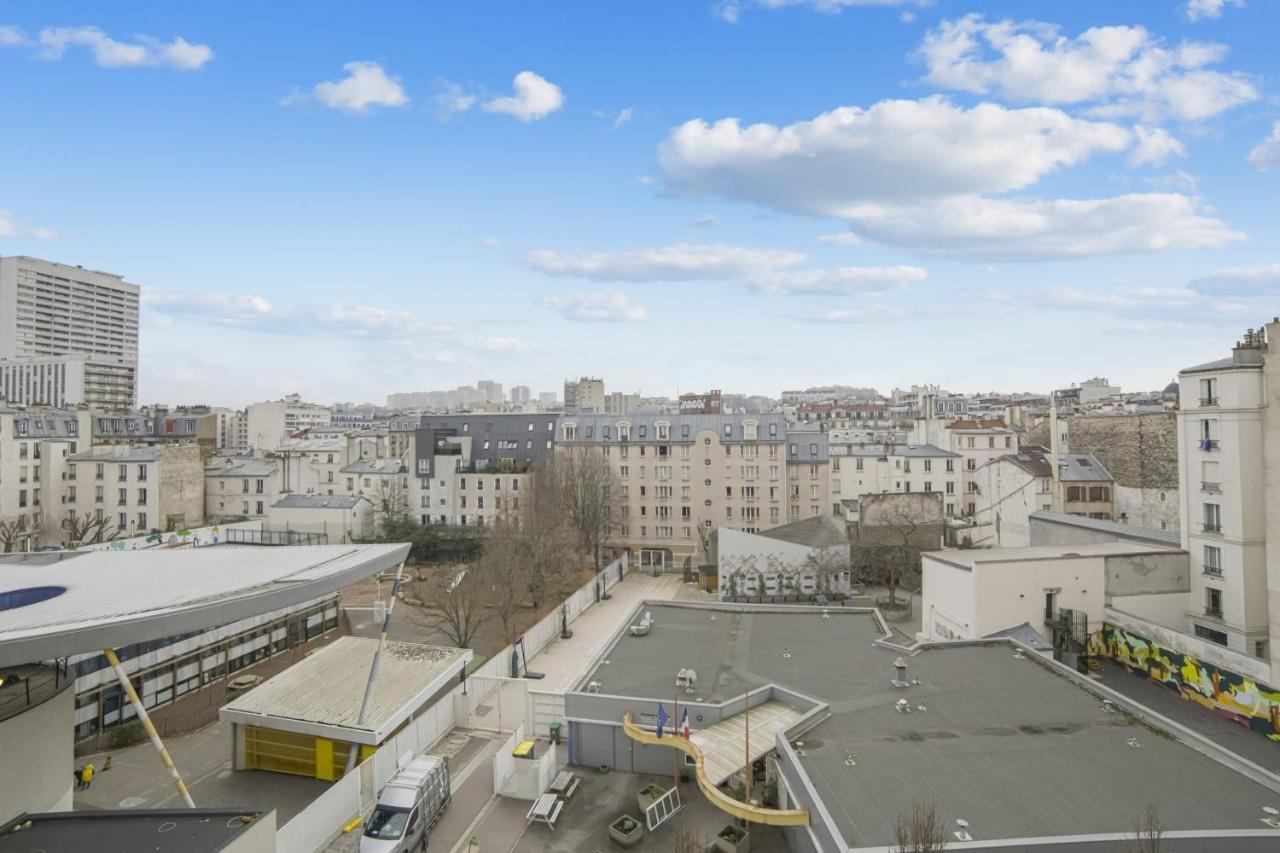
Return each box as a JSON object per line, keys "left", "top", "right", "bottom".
{"left": 1202, "top": 522, "right": 1222, "bottom": 534}
{"left": 1199, "top": 439, "right": 1220, "bottom": 451}
{"left": 1203, "top": 564, "right": 1223, "bottom": 576}
{"left": 1200, "top": 396, "right": 1219, "bottom": 407}
{"left": 1201, "top": 481, "right": 1222, "bottom": 493}
{"left": 1203, "top": 607, "right": 1224, "bottom": 620}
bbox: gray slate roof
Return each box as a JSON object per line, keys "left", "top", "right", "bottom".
{"left": 1058, "top": 452, "right": 1113, "bottom": 482}
{"left": 272, "top": 494, "right": 367, "bottom": 509}
{"left": 1029, "top": 510, "right": 1181, "bottom": 547}
{"left": 1179, "top": 356, "right": 1241, "bottom": 375}
{"left": 69, "top": 446, "right": 162, "bottom": 463}
{"left": 205, "top": 457, "right": 277, "bottom": 477}
{"left": 757, "top": 513, "right": 849, "bottom": 549}
{"left": 340, "top": 458, "right": 407, "bottom": 474}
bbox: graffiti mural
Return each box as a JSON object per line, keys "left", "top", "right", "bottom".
{"left": 1088, "top": 623, "right": 1280, "bottom": 742}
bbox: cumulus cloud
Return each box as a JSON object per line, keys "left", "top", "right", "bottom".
{"left": 483, "top": 71, "right": 564, "bottom": 121}
{"left": 816, "top": 232, "right": 863, "bottom": 246}
{"left": 751, "top": 265, "right": 926, "bottom": 295}
{"left": 0, "top": 209, "right": 56, "bottom": 239}
{"left": 432, "top": 80, "right": 478, "bottom": 117}
{"left": 660, "top": 97, "right": 1132, "bottom": 212}
{"left": 1188, "top": 264, "right": 1280, "bottom": 297}
{"left": 658, "top": 97, "right": 1239, "bottom": 259}
{"left": 0, "top": 25, "right": 30, "bottom": 46}
{"left": 917, "top": 15, "right": 1256, "bottom": 123}
{"left": 1185, "top": 0, "right": 1244, "bottom": 21}
{"left": 1247, "top": 122, "right": 1280, "bottom": 171}
{"left": 33, "top": 26, "right": 213, "bottom": 70}
{"left": 541, "top": 291, "right": 649, "bottom": 322}
{"left": 286, "top": 61, "right": 409, "bottom": 113}
{"left": 525, "top": 243, "right": 806, "bottom": 282}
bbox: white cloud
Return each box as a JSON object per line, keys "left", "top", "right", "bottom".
{"left": 790, "top": 304, "right": 918, "bottom": 324}
{"left": 1247, "top": 122, "right": 1280, "bottom": 171}
{"left": 1185, "top": 0, "right": 1244, "bottom": 22}
{"left": 0, "top": 25, "right": 29, "bottom": 46}
{"left": 293, "top": 61, "right": 409, "bottom": 113}
{"left": 483, "top": 71, "right": 564, "bottom": 121}
{"left": 525, "top": 243, "right": 806, "bottom": 282}
{"left": 659, "top": 97, "right": 1239, "bottom": 259}
{"left": 816, "top": 232, "right": 863, "bottom": 246}
{"left": 834, "top": 193, "right": 1241, "bottom": 260}
{"left": 612, "top": 107, "right": 633, "bottom": 128}
{"left": 469, "top": 335, "right": 534, "bottom": 353}
{"left": 693, "top": 213, "right": 718, "bottom": 228}
{"left": 1129, "top": 126, "right": 1185, "bottom": 166}
{"left": 917, "top": 15, "right": 1256, "bottom": 122}
{"left": 35, "top": 26, "right": 213, "bottom": 70}
{"left": 541, "top": 291, "right": 649, "bottom": 322}
{"left": 1188, "top": 264, "right": 1280, "bottom": 297}
{"left": 751, "top": 265, "right": 927, "bottom": 295}
{"left": 1144, "top": 169, "right": 1199, "bottom": 192}
{"left": 660, "top": 97, "right": 1132, "bottom": 213}
{"left": 432, "top": 80, "right": 477, "bottom": 117}
{"left": 0, "top": 209, "right": 56, "bottom": 239}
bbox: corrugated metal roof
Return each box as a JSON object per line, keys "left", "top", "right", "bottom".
{"left": 0, "top": 543, "right": 409, "bottom": 667}
{"left": 219, "top": 636, "right": 470, "bottom": 743}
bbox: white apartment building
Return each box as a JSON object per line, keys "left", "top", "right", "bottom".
{"left": 477, "top": 379, "right": 503, "bottom": 404}
{"left": 0, "top": 353, "right": 136, "bottom": 409}
{"left": 968, "top": 447, "right": 1114, "bottom": 548}
{"left": 1177, "top": 326, "right": 1275, "bottom": 667}
{"left": 209, "top": 408, "right": 247, "bottom": 452}
{"left": 828, "top": 443, "right": 961, "bottom": 519}
{"left": 272, "top": 435, "right": 349, "bottom": 495}
{"left": 509, "top": 385, "right": 532, "bottom": 404}
{"left": 63, "top": 443, "right": 204, "bottom": 539}
{"left": 204, "top": 457, "right": 280, "bottom": 522}
{"left": 0, "top": 256, "right": 140, "bottom": 406}
{"left": 0, "top": 408, "right": 90, "bottom": 550}
{"left": 563, "top": 377, "right": 605, "bottom": 412}
{"left": 244, "top": 393, "right": 331, "bottom": 451}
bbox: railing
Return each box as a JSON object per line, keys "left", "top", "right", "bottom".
{"left": 1203, "top": 607, "right": 1224, "bottom": 621}
{"left": 1203, "top": 564, "right": 1223, "bottom": 576}
{"left": 1200, "top": 396, "right": 1219, "bottom": 407}
{"left": 1202, "top": 522, "right": 1222, "bottom": 534}
{"left": 1201, "top": 481, "right": 1222, "bottom": 493}
{"left": 1200, "top": 439, "right": 1220, "bottom": 451}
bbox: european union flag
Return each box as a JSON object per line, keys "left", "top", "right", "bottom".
{"left": 656, "top": 703, "right": 669, "bottom": 738}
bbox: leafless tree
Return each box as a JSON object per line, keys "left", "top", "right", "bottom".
{"left": 1124, "top": 805, "right": 1165, "bottom": 853}
{"left": 518, "top": 461, "right": 577, "bottom": 609}
{"left": 803, "top": 544, "right": 850, "bottom": 596}
{"left": 373, "top": 475, "right": 410, "bottom": 531}
{"left": 550, "top": 446, "right": 619, "bottom": 573}
{"left": 60, "top": 512, "right": 118, "bottom": 546}
{"left": 406, "top": 565, "right": 493, "bottom": 649}
{"left": 0, "top": 517, "right": 25, "bottom": 553}
{"left": 477, "top": 505, "right": 525, "bottom": 645}
{"left": 856, "top": 495, "right": 943, "bottom": 607}
{"left": 893, "top": 801, "right": 948, "bottom": 853}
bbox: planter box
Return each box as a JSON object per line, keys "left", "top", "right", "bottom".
{"left": 609, "top": 815, "right": 643, "bottom": 848}
{"left": 636, "top": 783, "right": 666, "bottom": 814}
{"left": 715, "top": 824, "right": 749, "bottom": 853}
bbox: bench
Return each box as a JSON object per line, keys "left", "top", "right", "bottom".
{"left": 527, "top": 792, "right": 563, "bottom": 830}
{"left": 549, "top": 770, "right": 579, "bottom": 800}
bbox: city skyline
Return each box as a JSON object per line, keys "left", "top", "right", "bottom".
{"left": 1, "top": 1, "right": 1278, "bottom": 406}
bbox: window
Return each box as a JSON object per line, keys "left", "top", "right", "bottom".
{"left": 1199, "top": 418, "right": 1218, "bottom": 449}
{"left": 137, "top": 488, "right": 147, "bottom": 504}
{"left": 1203, "top": 503, "right": 1222, "bottom": 533}
{"left": 1205, "top": 587, "right": 1222, "bottom": 618}
{"left": 118, "top": 488, "right": 128, "bottom": 505}
{"left": 945, "top": 481, "right": 955, "bottom": 494}
{"left": 724, "top": 424, "right": 733, "bottom": 437}
{"left": 1203, "top": 545, "right": 1222, "bottom": 575}
{"left": 1199, "top": 377, "right": 1218, "bottom": 406}
{"left": 965, "top": 458, "right": 976, "bottom": 471}
{"left": 657, "top": 423, "right": 669, "bottom": 440}
{"left": 923, "top": 459, "right": 932, "bottom": 473}
{"left": 118, "top": 464, "right": 128, "bottom": 481}
{"left": 743, "top": 422, "right": 757, "bottom": 440}
{"left": 137, "top": 513, "right": 147, "bottom": 530}
{"left": 945, "top": 459, "right": 954, "bottom": 473}
{"left": 924, "top": 481, "right": 932, "bottom": 493}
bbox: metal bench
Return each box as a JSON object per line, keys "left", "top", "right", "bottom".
{"left": 527, "top": 792, "right": 564, "bottom": 830}
{"left": 549, "top": 770, "right": 579, "bottom": 800}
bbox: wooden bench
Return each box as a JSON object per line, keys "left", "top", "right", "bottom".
{"left": 526, "top": 792, "right": 563, "bottom": 830}
{"left": 549, "top": 770, "right": 579, "bottom": 800}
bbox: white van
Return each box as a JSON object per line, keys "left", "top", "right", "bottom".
{"left": 360, "top": 755, "right": 450, "bottom": 853}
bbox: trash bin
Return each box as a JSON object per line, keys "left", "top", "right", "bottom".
{"left": 549, "top": 721, "right": 562, "bottom": 745}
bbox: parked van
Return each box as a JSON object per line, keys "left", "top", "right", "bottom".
{"left": 360, "top": 754, "right": 450, "bottom": 853}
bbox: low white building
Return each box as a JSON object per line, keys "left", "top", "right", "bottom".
{"left": 267, "top": 493, "right": 374, "bottom": 543}
{"left": 713, "top": 514, "right": 851, "bottom": 599}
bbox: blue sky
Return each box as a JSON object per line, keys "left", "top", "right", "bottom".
{"left": 2, "top": 0, "right": 1278, "bottom": 406}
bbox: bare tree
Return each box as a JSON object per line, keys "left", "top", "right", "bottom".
{"left": 0, "top": 517, "right": 25, "bottom": 553}
{"left": 518, "top": 461, "right": 577, "bottom": 609}
{"left": 854, "top": 495, "right": 943, "bottom": 607}
{"left": 550, "top": 446, "right": 619, "bottom": 573}
{"left": 373, "top": 475, "right": 410, "bottom": 531}
{"left": 803, "top": 544, "right": 850, "bottom": 596}
{"left": 406, "top": 565, "right": 493, "bottom": 649}
{"left": 61, "top": 512, "right": 118, "bottom": 546}
{"left": 477, "top": 505, "right": 525, "bottom": 645}
{"left": 1124, "top": 805, "right": 1165, "bottom": 853}
{"left": 893, "top": 801, "right": 948, "bottom": 853}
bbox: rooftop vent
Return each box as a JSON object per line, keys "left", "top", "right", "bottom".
{"left": 676, "top": 668, "right": 698, "bottom": 691}
{"left": 629, "top": 611, "right": 653, "bottom": 637}
{"left": 891, "top": 657, "right": 911, "bottom": 688}
{"left": 586, "top": 680, "right": 602, "bottom": 694}
{"left": 894, "top": 698, "right": 912, "bottom": 713}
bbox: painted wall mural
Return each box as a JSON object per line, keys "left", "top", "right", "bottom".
{"left": 1088, "top": 623, "right": 1280, "bottom": 742}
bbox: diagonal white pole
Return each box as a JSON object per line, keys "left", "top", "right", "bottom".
{"left": 103, "top": 647, "right": 195, "bottom": 808}
{"left": 346, "top": 559, "right": 407, "bottom": 773}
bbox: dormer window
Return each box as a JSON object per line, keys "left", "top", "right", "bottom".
{"left": 563, "top": 424, "right": 577, "bottom": 441}
{"left": 743, "top": 421, "right": 758, "bottom": 441}
{"left": 619, "top": 423, "right": 631, "bottom": 442}
{"left": 656, "top": 422, "right": 670, "bottom": 441}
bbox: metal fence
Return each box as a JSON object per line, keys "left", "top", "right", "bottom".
{"left": 225, "top": 528, "right": 329, "bottom": 546}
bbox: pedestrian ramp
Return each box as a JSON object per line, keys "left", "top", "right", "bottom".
{"left": 690, "top": 700, "right": 803, "bottom": 785}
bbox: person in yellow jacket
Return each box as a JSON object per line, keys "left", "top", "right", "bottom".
{"left": 78, "top": 762, "right": 94, "bottom": 790}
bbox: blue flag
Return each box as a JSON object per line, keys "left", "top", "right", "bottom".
{"left": 656, "top": 703, "right": 669, "bottom": 738}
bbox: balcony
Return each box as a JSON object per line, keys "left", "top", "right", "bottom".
{"left": 1203, "top": 564, "right": 1223, "bottom": 577}
{"left": 1203, "top": 607, "right": 1224, "bottom": 621}
{"left": 1200, "top": 481, "right": 1221, "bottom": 494}
{"left": 1202, "top": 522, "right": 1222, "bottom": 534}
{"left": 1199, "top": 439, "right": 1219, "bottom": 451}
{"left": 1199, "top": 396, "right": 1219, "bottom": 407}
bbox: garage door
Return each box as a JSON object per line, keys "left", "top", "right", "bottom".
{"left": 243, "top": 726, "right": 316, "bottom": 777}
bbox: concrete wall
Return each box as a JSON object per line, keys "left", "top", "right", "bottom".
{"left": 974, "top": 555, "right": 1105, "bottom": 639}
{"left": 1103, "top": 607, "right": 1270, "bottom": 683}
{"left": 1029, "top": 515, "right": 1177, "bottom": 549}
{"left": 223, "top": 810, "right": 276, "bottom": 853}
{"left": 921, "top": 555, "right": 977, "bottom": 640}
{"left": 0, "top": 680, "right": 74, "bottom": 824}
{"left": 160, "top": 443, "right": 206, "bottom": 530}
{"left": 1114, "top": 484, "right": 1180, "bottom": 532}
{"left": 1103, "top": 551, "right": 1191, "bottom": 597}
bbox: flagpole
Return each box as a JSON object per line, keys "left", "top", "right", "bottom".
{"left": 673, "top": 684, "right": 679, "bottom": 787}
{"left": 744, "top": 690, "right": 751, "bottom": 805}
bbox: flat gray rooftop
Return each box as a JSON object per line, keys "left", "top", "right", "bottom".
{"left": 581, "top": 603, "right": 1280, "bottom": 848}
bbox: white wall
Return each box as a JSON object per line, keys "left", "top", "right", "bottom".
{"left": 974, "top": 555, "right": 1105, "bottom": 638}
{"left": 716, "top": 527, "right": 850, "bottom": 598}
{"left": 921, "top": 556, "right": 976, "bottom": 641}
{"left": 0, "top": 682, "right": 74, "bottom": 824}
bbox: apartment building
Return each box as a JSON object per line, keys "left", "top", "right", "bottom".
{"left": 1177, "top": 326, "right": 1275, "bottom": 666}
{"left": 412, "top": 413, "right": 559, "bottom": 526}
{"left": 204, "top": 457, "right": 280, "bottom": 522}
{"left": 244, "top": 394, "right": 331, "bottom": 451}
{"left": 0, "top": 353, "right": 136, "bottom": 409}
{"left": 273, "top": 435, "right": 349, "bottom": 495}
{"left": 563, "top": 376, "right": 605, "bottom": 412}
{"left": 0, "top": 256, "right": 140, "bottom": 406}
{"left": 969, "top": 446, "right": 1114, "bottom": 547}
{"left": 557, "top": 413, "right": 793, "bottom": 567}
{"left": 63, "top": 443, "right": 204, "bottom": 538}
{"left": 91, "top": 410, "right": 205, "bottom": 447}
{"left": 828, "top": 443, "right": 961, "bottom": 518}
{"left": 786, "top": 430, "right": 830, "bottom": 522}
{"left": 0, "top": 407, "right": 90, "bottom": 550}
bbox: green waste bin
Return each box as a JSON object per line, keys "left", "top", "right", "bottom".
{"left": 549, "top": 721, "right": 562, "bottom": 745}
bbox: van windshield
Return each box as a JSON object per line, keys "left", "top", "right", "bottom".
{"left": 364, "top": 807, "right": 409, "bottom": 839}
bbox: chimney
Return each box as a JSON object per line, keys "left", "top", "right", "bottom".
{"left": 1233, "top": 327, "right": 1266, "bottom": 367}
{"left": 892, "top": 656, "right": 910, "bottom": 688}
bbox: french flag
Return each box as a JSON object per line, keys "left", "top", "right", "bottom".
{"left": 680, "top": 708, "right": 691, "bottom": 740}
